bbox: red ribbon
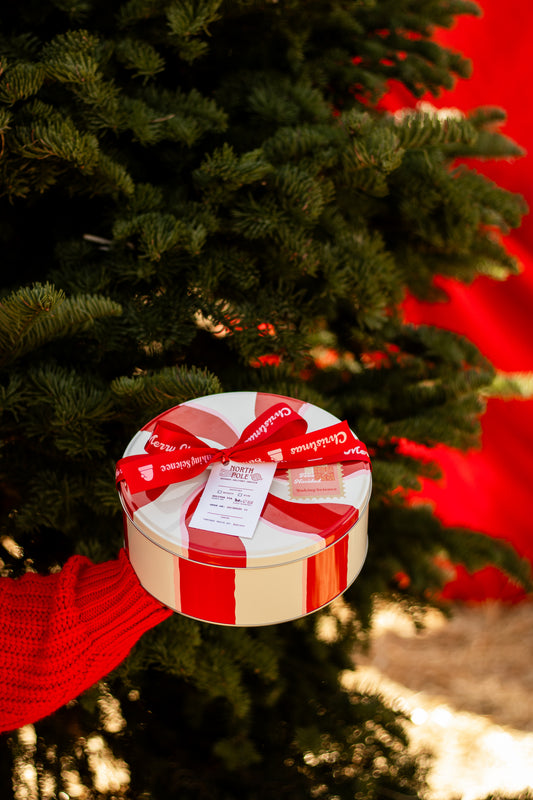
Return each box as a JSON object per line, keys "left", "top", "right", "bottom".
{"left": 116, "top": 402, "right": 371, "bottom": 494}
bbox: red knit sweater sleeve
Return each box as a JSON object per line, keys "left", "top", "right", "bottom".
{"left": 0, "top": 549, "right": 172, "bottom": 734}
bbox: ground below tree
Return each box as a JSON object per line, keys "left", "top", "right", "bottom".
{"left": 347, "top": 600, "right": 533, "bottom": 800}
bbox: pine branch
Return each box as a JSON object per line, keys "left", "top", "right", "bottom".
{"left": 447, "top": 106, "right": 526, "bottom": 159}
{"left": 193, "top": 143, "right": 272, "bottom": 204}
{"left": 0, "top": 282, "right": 63, "bottom": 357}
{"left": 122, "top": 86, "right": 227, "bottom": 146}
{"left": 115, "top": 37, "right": 166, "bottom": 82}
{"left": 166, "top": 0, "right": 224, "bottom": 63}
{"left": 112, "top": 211, "right": 207, "bottom": 261}
{"left": 0, "top": 283, "right": 121, "bottom": 366}
{"left": 110, "top": 365, "right": 222, "bottom": 423}
{"left": 390, "top": 106, "right": 477, "bottom": 149}
{"left": 483, "top": 371, "right": 533, "bottom": 400}
{"left": 12, "top": 111, "right": 101, "bottom": 170}
{"left": 41, "top": 29, "right": 101, "bottom": 84}
{"left": 22, "top": 364, "right": 114, "bottom": 456}
{"left": 0, "top": 61, "right": 45, "bottom": 104}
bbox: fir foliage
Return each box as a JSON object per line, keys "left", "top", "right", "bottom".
{"left": 0, "top": 1, "right": 530, "bottom": 798}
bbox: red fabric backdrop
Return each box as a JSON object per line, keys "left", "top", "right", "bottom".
{"left": 387, "top": 1, "right": 533, "bottom": 600}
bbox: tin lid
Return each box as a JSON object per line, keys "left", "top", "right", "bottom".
{"left": 118, "top": 391, "right": 372, "bottom": 568}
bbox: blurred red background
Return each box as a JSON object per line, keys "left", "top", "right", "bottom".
{"left": 386, "top": 0, "right": 533, "bottom": 600}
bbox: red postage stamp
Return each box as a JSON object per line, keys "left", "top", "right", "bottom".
{"left": 288, "top": 463, "right": 345, "bottom": 499}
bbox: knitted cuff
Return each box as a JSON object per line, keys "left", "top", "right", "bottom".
{"left": 77, "top": 548, "right": 173, "bottom": 663}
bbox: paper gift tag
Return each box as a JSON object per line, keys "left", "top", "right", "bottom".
{"left": 190, "top": 460, "right": 277, "bottom": 538}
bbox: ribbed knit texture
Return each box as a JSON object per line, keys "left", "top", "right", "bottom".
{"left": 0, "top": 549, "right": 172, "bottom": 733}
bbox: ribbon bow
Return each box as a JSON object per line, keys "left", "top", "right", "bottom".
{"left": 116, "top": 402, "right": 371, "bottom": 495}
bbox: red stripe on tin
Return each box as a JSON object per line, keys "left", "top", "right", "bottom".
{"left": 122, "top": 513, "right": 130, "bottom": 550}
{"left": 342, "top": 462, "right": 372, "bottom": 477}
{"left": 184, "top": 489, "right": 248, "bottom": 568}
{"left": 143, "top": 403, "right": 239, "bottom": 447}
{"left": 177, "top": 558, "right": 237, "bottom": 624}
{"left": 254, "top": 392, "right": 307, "bottom": 419}
{"left": 121, "top": 482, "right": 168, "bottom": 515}
{"left": 261, "top": 494, "right": 358, "bottom": 545}
{"left": 306, "top": 537, "right": 349, "bottom": 613}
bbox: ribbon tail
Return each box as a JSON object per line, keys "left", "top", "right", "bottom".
{"left": 116, "top": 447, "right": 218, "bottom": 493}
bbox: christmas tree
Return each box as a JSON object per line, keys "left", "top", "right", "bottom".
{"left": 0, "top": 1, "right": 530, "bottom": 797}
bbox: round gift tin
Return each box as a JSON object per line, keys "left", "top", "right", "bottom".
{"left": 118, "top": 391, "right": 371, "bottom": 626}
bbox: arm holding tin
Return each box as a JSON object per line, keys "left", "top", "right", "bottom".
{"left": 0, "top": 549, "right": 172, "bottom": 734}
